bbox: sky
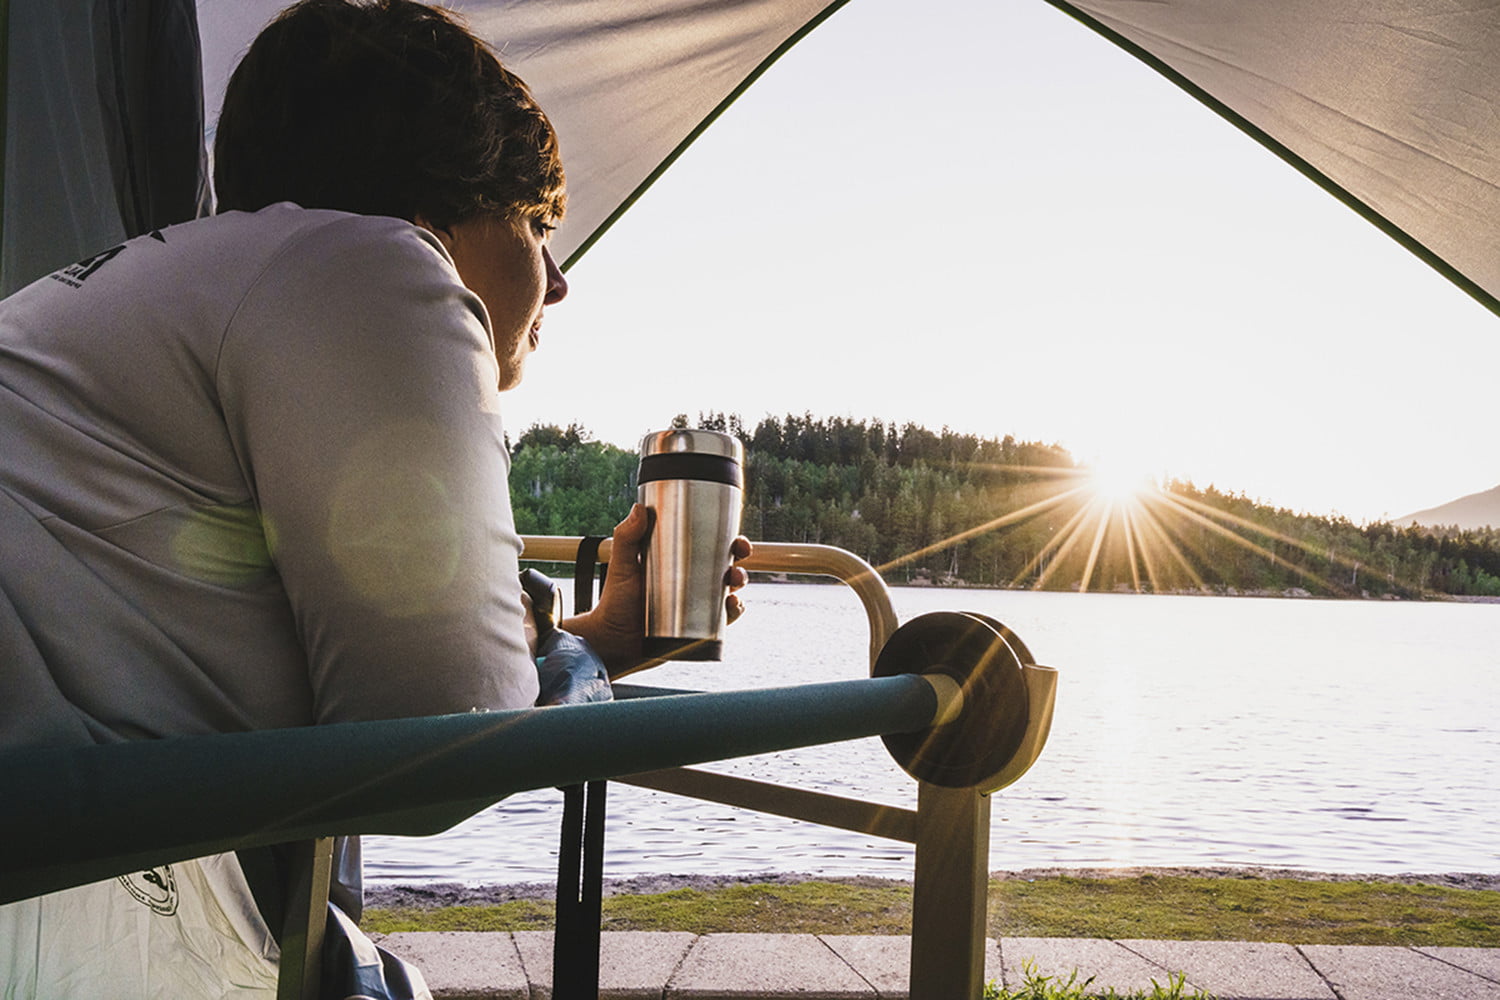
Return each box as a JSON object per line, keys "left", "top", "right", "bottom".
{"left": 502, "top": 0, "right": 1500, "bottom": 525}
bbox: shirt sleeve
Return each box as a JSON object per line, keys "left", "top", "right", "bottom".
{"left": 215, "top": 213, "right": 538, "bottom": 722}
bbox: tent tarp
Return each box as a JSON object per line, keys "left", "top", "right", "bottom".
{"left": 3, "top": 0, "right": 1499, "bottom": 312}
{"left": 1049, "top": 0, "right": 1500, "bottom": 316}
{"left": 2, "top": 0, "right": 204, "bottom": 296}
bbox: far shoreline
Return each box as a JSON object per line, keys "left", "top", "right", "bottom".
{"left": 747, "top": 573, "right": 1500, "bottom": 603}
{"left": 366, "top": 866, "right": 1500, "bottom": 910}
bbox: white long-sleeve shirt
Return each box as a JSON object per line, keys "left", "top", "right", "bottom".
{"left": 0, "top": 202, "right": 538, "bottom": 749}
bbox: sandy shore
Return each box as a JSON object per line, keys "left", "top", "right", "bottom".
{"left": 367, "top": 866, "right": 1500, "bottom": 909}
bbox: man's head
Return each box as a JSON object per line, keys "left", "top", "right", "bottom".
{"left": 214, "top": 0, "right": 566, "bottom": 229}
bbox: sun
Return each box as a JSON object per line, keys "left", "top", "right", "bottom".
{"left": 1084, "top": 456, "right": 1158, "bottom": 505}
{"left": 874, "top": 440, "right": 1361, "bottom": 599}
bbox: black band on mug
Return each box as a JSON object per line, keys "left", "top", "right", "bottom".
{"left": 637, "top": 453, "right": 743, "bottom": 487}
{"left": 643, "top": 636, "right": 724, "bottom": 662}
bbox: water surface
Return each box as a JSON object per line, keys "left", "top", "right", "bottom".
{"left": 365, "top": 586, "right": 1499, "bottom": 884}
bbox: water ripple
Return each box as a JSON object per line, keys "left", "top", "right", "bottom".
{"left": 366, "top": 588, "right": 1498, "bottom": 884}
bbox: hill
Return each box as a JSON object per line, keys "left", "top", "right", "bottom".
{"left": 1399, "top": 483, "right": 1500, "bottom": 530}
{"left": 509, "top": 415, "right": 1500, "bottom": 599}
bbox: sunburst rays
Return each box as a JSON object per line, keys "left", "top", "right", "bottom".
{"left": 873, "top": 461, "right": 1423, "bottom": 598}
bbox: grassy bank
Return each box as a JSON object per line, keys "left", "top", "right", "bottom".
{"left": 364, "top": 874, "right": 1499, "bottom": 947}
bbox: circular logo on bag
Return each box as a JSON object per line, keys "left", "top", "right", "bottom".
{"left": 118, "top": 865, "right": 179, "bottom": 916}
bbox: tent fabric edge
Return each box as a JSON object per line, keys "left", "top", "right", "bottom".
{"left": 0, "top": 0, "right": 10, "bottom": 260}
{"left": 559, "top": 0, "right": 854, "bottom": 273}
{"left": 1039, "top": 0, "right": 1500, "bottom": 321}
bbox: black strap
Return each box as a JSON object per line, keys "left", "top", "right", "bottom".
{"left": 572, "top": 535, "right": 607, "bottom": 615}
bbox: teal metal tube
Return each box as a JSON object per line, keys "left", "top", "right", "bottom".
{"left": 1, "top": 674, "right": 938, "bottom": 904}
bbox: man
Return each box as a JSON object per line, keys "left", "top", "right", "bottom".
{"left": 0, "top": 1, "right": 745, "bottom": 995}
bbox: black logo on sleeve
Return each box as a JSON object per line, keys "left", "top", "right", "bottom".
{"left": 49, "top": 244, "right": 127, "bottom": 289}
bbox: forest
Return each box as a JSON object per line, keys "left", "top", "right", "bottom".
{"left": 508, "top": 414, "right": 1500, "bottom": 600}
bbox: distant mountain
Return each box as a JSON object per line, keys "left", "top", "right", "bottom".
{"left": 1399, "top": 483, "right": 1500, "bottom": 530}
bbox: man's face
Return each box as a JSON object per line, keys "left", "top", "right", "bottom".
{"left": 434, "top": 212, "right": 569, "bottom": 390}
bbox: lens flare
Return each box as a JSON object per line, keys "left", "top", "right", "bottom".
{"left": 868, "top": 453, "right": 1401, "bottom": 599}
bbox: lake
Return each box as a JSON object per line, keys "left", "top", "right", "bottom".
{"left": 364, "top": 585, "right": 1499, "bottom": 885}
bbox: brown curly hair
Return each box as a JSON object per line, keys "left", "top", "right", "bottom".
{"left": 213, "top": 0, "right": 565, "bottom": 227}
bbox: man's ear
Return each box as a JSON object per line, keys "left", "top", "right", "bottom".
{"left": 412, "top": 214, "right": 456, "bottom": 250}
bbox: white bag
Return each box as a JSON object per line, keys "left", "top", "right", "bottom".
{"left": 0, "top": 854, "right": 279, "bottom": 999}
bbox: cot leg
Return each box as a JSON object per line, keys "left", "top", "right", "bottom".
{"left": 277, "top": 836, "right": 334, "bottom": 1000}
{"left": 909, "top": 783, "right": 991, "bottom": 1000}
{"left": 553, "top": 780, "right": 607, "bottom": 999}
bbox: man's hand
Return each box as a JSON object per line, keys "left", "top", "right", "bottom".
{"left": 561, "top": 503, "right": 751, "bottom": 677}
{"left": 520, "top": 590, "right": 538, "bottom": 659}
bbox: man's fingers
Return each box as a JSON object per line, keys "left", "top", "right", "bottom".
{"left": 605, "top": 504, "right": 651, "bottom": 582}
{"left": 613, "top": 503, "right": 651, "bottom": 547}
{"left": 724, "top": 535, "right": 752, "bottom": 589}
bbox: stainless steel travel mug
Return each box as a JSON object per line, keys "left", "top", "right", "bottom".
{"left": 637, "top": 429, "right": 744, "bottom": 661}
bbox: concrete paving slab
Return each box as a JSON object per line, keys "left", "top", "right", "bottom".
{"left": 1413, "top": 946, "right": 1500, "bottom": 983}
{"left": 816, "top": 936, "right": 907, "bottom": 998}
{"left": 378, "top": 931, "right": 529, "bottom": 1000}
{"left": 668, "top": 933, "right": 874, "bottom": 998}
{"left": 817, "top": 934, "right": 1004, "bottom": 998}
{"left": 1000, "top": 937, "right": 1176, "bottom": 994}
{"left": 511, "top": 930, "right": 697, "bottom": 999}
{"left": 374, "top": 932, "right": 1500, "bottom": 1000}
{"left": 1122, "top": 939, "right": 1334, "bottom": 999}
{"left": 1301, "top": 944, "right": 1500, "bottom": 1000}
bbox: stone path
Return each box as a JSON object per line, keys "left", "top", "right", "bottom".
{"left": 376, "top": 931, "right": 1500, "bottom": 998}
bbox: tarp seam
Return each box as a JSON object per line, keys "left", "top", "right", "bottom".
{"left": 560, "top": 0, "right": 853, "bottom": 272}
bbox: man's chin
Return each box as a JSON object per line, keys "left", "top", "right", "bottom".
{"left": 496, "top": 359, "right": 527, "bottom": 392}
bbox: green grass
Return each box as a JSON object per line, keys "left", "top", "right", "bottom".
{"left": 368, "top": 882, "right": 913, "bottom": 935}
{"left": 987, "top": 874, "right": 1498, "bottom": 946}
{"left": 985, "top": 963, "right": 1217, "bottom": 999}
{"left": 363, "top": 874, "right": 1499, "bottom": 948}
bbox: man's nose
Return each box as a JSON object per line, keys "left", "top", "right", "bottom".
{"left": 543, "top": 247, "right": 568, "bottom": 305}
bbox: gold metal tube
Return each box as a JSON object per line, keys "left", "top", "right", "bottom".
{"left": 520, "top": 537, "right": 899, "bottom": 669}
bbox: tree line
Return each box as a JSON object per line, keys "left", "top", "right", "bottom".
{"left": 507, "top": 414, "right": 1500, "bottom": 599}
